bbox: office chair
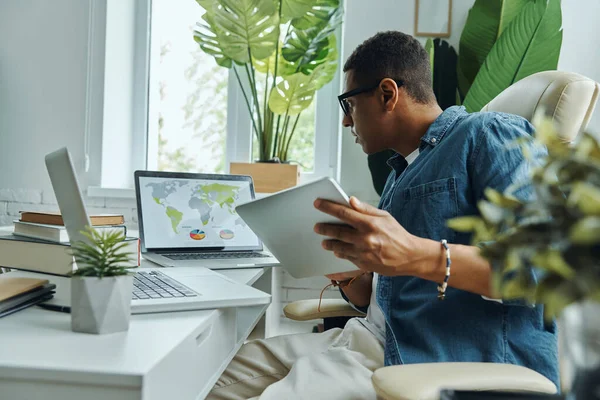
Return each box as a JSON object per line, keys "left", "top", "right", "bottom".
{"left": 283, "top": 71, "right": 600, "bottom": 400}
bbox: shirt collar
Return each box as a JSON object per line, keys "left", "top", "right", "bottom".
{"left": 419, "top": 105, "right": 466, "bottom": 148}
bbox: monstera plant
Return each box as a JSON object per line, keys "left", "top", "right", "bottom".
{"left": 194, "top": 0, "right": 341, "bottom": 163}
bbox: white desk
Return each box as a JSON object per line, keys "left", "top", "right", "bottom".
{"left": 0, "top": 267, "right": 270, "bottom": 400}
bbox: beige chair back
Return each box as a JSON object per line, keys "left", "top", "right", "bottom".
{"left": 481, "top": 71, "right": 600, "bottom": 142}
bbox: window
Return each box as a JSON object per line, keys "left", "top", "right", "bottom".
{"left": 148, "top": 0, "right": 229, "bottom": 173}
{"left": 92, "top": 0, "right": 342, "bottom": 195}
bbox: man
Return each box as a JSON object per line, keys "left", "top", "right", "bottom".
{"left": 209, "top": 31, "right": 557, "bottom": 400}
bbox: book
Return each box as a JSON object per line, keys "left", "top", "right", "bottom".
{"left": 19, "top": 211, "right": 125, "bottom": 227}
{"left": 13, "top": 220, "right": 127, "bottom": 243}
{"left": 0, "top": 277, "right": 48, "bottom": 302}
{"left": 0, "top": 282, "right": 56, "bottom": 313}
{"left": 0, "top": 232, "right": 140, "bottom": 276}
{"left": 0, "top": 277, "right": 56, "bottom": 318}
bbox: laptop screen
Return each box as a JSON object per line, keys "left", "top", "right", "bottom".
{"left": 136, "top": 173, "right": 261, "bottom": 251}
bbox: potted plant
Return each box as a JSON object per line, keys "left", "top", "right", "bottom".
{"left": 194, "top": 0, "right": 342, "bottom": 192}
{"left": 70, "top": 228, "right": 135, "bottom": 335}
{"left": 448, "top": 116, "right": 600, "bottom": 398}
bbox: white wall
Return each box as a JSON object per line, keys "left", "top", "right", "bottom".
{"left": 558, "top": 0, "right": 600, "bottom": 135}
{"left": 0, "top": 1, "right": 91, "bottom": 191}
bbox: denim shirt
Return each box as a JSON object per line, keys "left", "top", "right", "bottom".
{"left": 375, "top": 106, "right": 558, "bottom": 386}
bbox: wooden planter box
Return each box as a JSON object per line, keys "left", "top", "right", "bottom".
{"left": 230, "top": 162, "right": 300, "bottom": 193}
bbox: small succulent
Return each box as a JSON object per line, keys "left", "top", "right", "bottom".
{"left": 71, "top": 228, "right": 134, "bottom": 278}
{"left": 448, "top": 115, "right": 600, "bottom": 319}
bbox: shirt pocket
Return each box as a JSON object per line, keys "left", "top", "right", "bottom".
{"left": 392, "top": 177, "right": 458, "bottom": 241}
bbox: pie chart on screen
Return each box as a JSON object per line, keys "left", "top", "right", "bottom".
{"left": 219, "top": 229, "right": 235, "bottom": 240}
{"left": 189, "top": 229, "right": 206, "bottom": 240}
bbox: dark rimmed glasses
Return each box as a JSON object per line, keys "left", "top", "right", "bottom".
{"left": 337, "top": 79, "right": 404, "bottom": 116}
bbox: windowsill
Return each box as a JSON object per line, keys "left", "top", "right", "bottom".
{"left": 87, "top": 186, "right": 136, "bottom": 198}
{"left": 87, "top": 186, "right": 273, "bottom": 199}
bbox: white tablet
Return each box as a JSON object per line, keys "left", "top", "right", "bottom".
{"left": 235, "top": 177, "right": 359, "bottom": 278}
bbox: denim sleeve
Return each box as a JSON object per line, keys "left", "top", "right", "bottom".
{"left": 469, "top": 114, "right": 545, "bottom": 202}
{"left": 469, "top": 115, "right": 546, "bottom": 306}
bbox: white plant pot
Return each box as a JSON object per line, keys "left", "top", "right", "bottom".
{"left": 71, "top": 275, "right": 133, "bottom": 334}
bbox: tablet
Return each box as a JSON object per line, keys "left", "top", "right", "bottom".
{"left": 235, "top": 177, "right": 359, "bottom": 278}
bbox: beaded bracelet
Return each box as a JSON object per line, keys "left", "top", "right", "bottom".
{"left": 437, "top": 239, "right": 451, "bottom": 300}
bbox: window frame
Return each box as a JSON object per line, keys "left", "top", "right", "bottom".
{"left": 89, "top": 0, "right": 342, "bottom": 197}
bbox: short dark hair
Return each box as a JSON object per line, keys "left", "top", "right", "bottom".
{"left": 343, "top": 31, "right": 435, "bottom": 104}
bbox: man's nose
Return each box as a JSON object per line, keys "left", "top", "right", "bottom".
{"left": 342, "top": 113, "right": 353, "bottom": 128}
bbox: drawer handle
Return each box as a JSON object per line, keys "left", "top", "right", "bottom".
{"left": 196, "top": 325, "right": 213, "bottom": 347}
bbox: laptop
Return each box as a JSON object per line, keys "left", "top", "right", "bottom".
{"left": 42, "top": 147, "right": 270, "bottom": 313}
{"left": 134, "top": 170, "right": 279, "bottom": 269}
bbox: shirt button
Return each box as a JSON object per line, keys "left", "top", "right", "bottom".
{"left": 431, "top": 138, "right": 437, "bottom": 143}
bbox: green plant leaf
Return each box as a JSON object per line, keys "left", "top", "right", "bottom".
{"left": 253, "top": 42, "right": 297, "bottom": 76}
{"left": 281, "top": 0, "right": 314, "bottom": 23}
{"left": 446, "top": 216, "right": 484, "bottom": 232}
{"left": 282, "top": 6, "right": 341, "bottom": 73}
{"left": 424, "top": 38, "right": 434, "bottom": 81}
{"left": 570, "top": 216, "right": 600, "bottom": 245}
{"left": 210, "top": 0, "right": 280, "bottom": 63}
{"left": 457, "top": 0, "right": 530, "bottom": 96}
{"left": 193, "top": 13, "right": 233, "bottom": 68}
{"left": 478, "top": 200, "right": 506, "bottom": 224}
{"left": 311, "top": 35, "right": 338, "bottom": 90}
{"left": 568, "top": 182, "right": 600, "bottom": 216}
{"left": 531, "top": 250, "right": 576, "bottom": 279}
{"left": 290, "top": 0, "right": 340, "bottom": 30}
{"left": 484, "top": 187, "right": 523, "bottom": 208}
{"left": 71, "top": 227, "right": 134, "bottom": 277}
{"left": 462, "top": 0, "right": 562, "bottom": 112}
{"left": 268, "top": 72, "right": 316, "bottom": 115}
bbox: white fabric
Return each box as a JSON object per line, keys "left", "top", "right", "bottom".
{"left": 208, "top": 318, "right": 384, "bottom": 400}
{"left": 362, "top": 148, "right": 420, "bottom": 343}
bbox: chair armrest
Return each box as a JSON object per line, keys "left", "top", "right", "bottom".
{"left": 283, "top": 299, "right": 366, "bottom": 321}
{"left": 372, "top": 363, "right": 557, "bottom": 400}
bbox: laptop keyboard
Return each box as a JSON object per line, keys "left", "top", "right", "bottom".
{"left": 163, "top": 252, "right": 269, "bottom": 260}
{"left": 132, "top": 270, "right": 198, "bottom": 300}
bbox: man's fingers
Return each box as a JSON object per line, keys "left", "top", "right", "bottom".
{"left": 314, "top": 222, "right": 359, "bottom": 243}
{"left": 314, "top": 199, "right": 369, "bottom": 229}
{"left": 349, "top": 196, "right": 387, "bottom": 216}
{"left": 321, "top": 239, "right": 357, "bottom": 257}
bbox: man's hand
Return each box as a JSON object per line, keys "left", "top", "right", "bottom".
{"left": 314, "top": 196, "right": 427, "bottom": 277}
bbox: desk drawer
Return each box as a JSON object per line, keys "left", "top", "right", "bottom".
{"left": 143, "top": 308, "right": 238, "bottom": 400}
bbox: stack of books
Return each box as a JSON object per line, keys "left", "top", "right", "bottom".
{"left": 0, "top": 276, "right": 56, "bottom": 318}
{"left": 0, "top": 211, "right": 139, "bottom": 276}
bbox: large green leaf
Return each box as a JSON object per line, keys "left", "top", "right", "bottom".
{"left": 311, "top": 38, "right": 338, "bottom": 90}
{"left": 281, "top": 0, "right": 314, "bottom": 23}
{"left": 210, "top": 0, "right": 280, "bottom": 63}
{"left": 290, "top": 0, "right": 340, "bottom": 30}
{"left": 253, "top": 41, "right": 297, "bottom": 77}
{"left": 282, "top": 4, "right": 341, "bottom": 73}
{"left": 424, "top": 38, "right": 434, "bottom": 80}
{"left": 513, "top": 0, "right": 562, "bottom": 81}
{"left": 193, "top": 13, "right": 233, "bottom": 68}
{"left": 457, "top": 0, "right": 530, "bottom": 97}
{"left": 463, "top": 0, "right": 562, "bottom": 112}
{"left": 268, "top": 72, "right": 316, "bottom": 115}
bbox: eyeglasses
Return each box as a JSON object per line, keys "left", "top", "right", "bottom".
{"left": 337, "top": 79, "right": 404, "bottom": 116}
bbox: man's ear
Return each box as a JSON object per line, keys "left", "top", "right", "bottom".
{"left": 379, "top": 78, "right": 399, "bottom": 112}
